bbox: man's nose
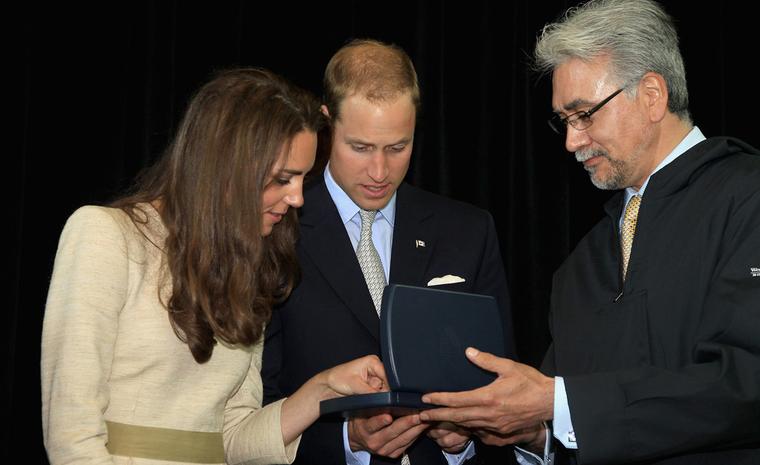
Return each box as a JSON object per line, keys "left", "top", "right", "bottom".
{"left": 565, "top": 125, "right": 591, "bottom": 153}
{"left": 367, "top": 152, "right": 389, "bottom": 182}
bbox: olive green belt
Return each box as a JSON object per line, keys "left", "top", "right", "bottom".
{"left": 106, "top": 421, "right": 225, "bottom": 463}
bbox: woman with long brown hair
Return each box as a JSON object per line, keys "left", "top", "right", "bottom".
{"left": 41, "top": 68, "right": 386, "bottom": 464}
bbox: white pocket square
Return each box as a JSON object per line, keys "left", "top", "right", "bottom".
{"left": 427, "top": 274, "right": 466, "bottom": 286}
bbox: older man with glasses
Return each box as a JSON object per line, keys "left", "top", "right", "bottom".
{"left": 419, "top": 1, "right": 760, "bottom": 464}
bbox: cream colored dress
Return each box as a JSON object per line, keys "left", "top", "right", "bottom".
{"left": 41, "top": 205, "right": 300, "bottom": 465}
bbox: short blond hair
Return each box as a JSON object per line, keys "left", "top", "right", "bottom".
{"left": 323, "top": 39, "right": 420, "bottom": 121}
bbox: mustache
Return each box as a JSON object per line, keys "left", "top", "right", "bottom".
{"left": 575, "top": 149, "right": 608, "bottom": 163}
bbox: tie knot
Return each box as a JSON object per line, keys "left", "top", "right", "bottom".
{"left": 359, "top": 209, "right": 378, "bottom": 229}
{"left": 624, "top": 195, "right": 641, "bottom": 220}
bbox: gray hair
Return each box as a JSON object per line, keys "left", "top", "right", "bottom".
{"left": 534, "top": 0, "right": 690, "bottom": 122}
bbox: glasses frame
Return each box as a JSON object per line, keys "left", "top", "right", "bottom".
{"left": 548, "top": 87, "right": 626, "bottom": 135}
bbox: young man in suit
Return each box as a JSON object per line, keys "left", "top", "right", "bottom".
{"left": 262, "top": 39, "right": 516, "bottom": 465}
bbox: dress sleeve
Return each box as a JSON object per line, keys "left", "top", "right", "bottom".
{"left": 223, "top": 337, "right": 301, "bottom": 465}
{"left": 41, "top": 206, "right": 129, "bottom": 464}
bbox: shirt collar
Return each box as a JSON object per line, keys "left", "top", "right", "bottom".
{"left": 624, "top": 126, "right": 706, "bottom": 203}
{"left": 323, "top": 162, "right": 397, "bottom": 227}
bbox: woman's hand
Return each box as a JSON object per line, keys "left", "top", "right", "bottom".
{"left": 320, "top": 354, "right": 388, "bottom": 400}
{"left": 280, "top": 354, "right": 388, "bottom": 444}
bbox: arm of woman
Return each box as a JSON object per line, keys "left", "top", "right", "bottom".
{"left": 278, "top": 354, "right": 386, "bottom": 444}
{"left": 41, "top": 206, "right": 128, "bottom": 464}
{"left": 223, "top": 349, "right": 386, "bottom": 465}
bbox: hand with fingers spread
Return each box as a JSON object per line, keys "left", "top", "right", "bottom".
{"left": 348, "top": 412, "right": 430, "bottom": 458}
{"left": 426, "top": 421, "right": 472, "bottom": 454}
{"left": 419, "top": 347, "right": 554, "bottom": 441}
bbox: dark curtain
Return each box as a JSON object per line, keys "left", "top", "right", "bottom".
{"left": 10, "top": 1, "right": 758, "bottom": 461}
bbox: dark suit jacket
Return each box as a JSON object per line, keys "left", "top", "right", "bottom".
{"left": 543, "top": 138, "right": 760, "bottom": 464}
{"left": 262, "top": 177, "right": 516, "bottom": 465}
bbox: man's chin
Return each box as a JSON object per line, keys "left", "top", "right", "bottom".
{"left": 590, "top": 173, "right": 624, "bottom": 190}
{"left": 354, "top": 195, "right": 391, "bottom": 210}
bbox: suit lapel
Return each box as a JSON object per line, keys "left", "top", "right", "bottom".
{"left": 299, "top": 178, "right": 381, "bottom": 341}
{"left": 389, "top": 183, "right": 436, "bottom": 286}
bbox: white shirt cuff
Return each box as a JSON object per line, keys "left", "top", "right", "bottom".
{"left": 553, "top": 377, "right": 578, "bottom": 449}
{"left": 343, "top": 420, "right": 371, "bottom": 465}
{"left": 442, "top": 439, "right": 476, "bottom": 465}
{"left": 514, "top": 421, "right": 554, "bottom": 465}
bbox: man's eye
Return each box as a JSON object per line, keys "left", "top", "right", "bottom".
{"left": 388, "top": 145, "right": 406, "bottom": 153}
{"left": 352, "top": 145, "right": 369, "bottom": 152}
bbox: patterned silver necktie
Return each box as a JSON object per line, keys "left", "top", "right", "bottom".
{"left": 356, "top": 210, "right": 410, "bottom": 465}
{"left": 356, "top": 209, "right": 386, "bottom": 315}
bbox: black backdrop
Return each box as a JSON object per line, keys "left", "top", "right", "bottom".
{"left": 11, "top": 1, "right": 759, "bottom": 461}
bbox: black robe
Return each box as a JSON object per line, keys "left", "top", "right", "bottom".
{"left": 544, "top": 137, "right": 760, "bottom": 464}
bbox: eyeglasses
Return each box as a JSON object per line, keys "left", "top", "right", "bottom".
{"left": 548, "top": 87, "right": 626, "bottom": 134}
